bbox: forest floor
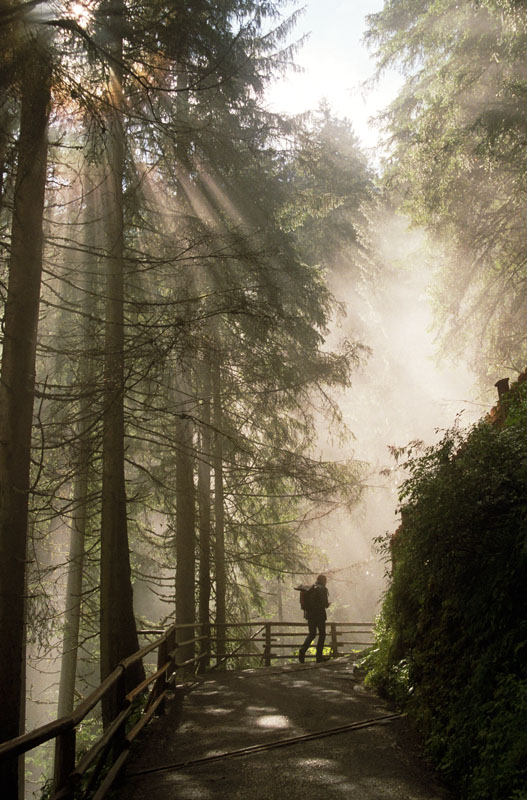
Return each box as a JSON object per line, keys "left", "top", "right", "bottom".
{"left": 113, "top": 656, "right": 452, "bottom": 800}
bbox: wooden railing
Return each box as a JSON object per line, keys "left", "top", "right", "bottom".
{"left": 206, "top": 620, "right": 374, "bottom": 666}
{"left": 0, "top": 620, "right": 372, "bottom": 799}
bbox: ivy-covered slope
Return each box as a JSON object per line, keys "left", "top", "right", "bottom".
{"left": 364, "top": 382, "right": 527, "bottom": 800}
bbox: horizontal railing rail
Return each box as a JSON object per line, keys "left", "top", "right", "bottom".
{"left": 0, "top": 620, "right": 373, "bottom": 799}
{"left": 207, "top": 621, "right": 374, "bottom": 666}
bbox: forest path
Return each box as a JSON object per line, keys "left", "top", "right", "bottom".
{"left": 114, "top": 657, "right": 452, "bottom": 800}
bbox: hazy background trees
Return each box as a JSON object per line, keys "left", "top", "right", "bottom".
{"left": 366, "top": 0, "right": 527, "bottom": 381}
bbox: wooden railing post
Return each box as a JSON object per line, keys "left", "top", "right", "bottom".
{"left": 264, "top": 623, "right": 272, "bottom": 667}
{"left": 53, "top": 728, "right": 76, "bottom": 800}
{"left": 330, "top": 623, "right": 339, "bottom": 658}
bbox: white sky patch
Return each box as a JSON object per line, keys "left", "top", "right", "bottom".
{"left": 265, "top": 0, "right": 403, "bottom": 148}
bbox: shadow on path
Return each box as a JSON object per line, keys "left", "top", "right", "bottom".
{"left": 114, "top": 657, "right": 452, "bottom": 800}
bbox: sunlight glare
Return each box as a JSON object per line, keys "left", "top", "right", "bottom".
{"left": 256, "top": 714, "right": 291, "bottom": 729}
{"left": 68, "top": 0, "right": 93, "bottom": 27}
{"left": 199, "top": 169, "right": 245, "bottom": 227}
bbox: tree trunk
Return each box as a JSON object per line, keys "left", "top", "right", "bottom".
{"left": 57, "top": 469, "right": 88, "bottom": 719}
{"left": 175, "top": 371, "right": 196, "bottom": 667}
{"left": 212, "top": 361, "right": 226, "bottom": 661}
{"left": 99, "top": 0, "right": 143, "bottom": 726}
{"left": 0, "top": 55, "right": 50, "bottom": 797}
{"left": 57, "top": 171, "right": 99, "bottom": 718}
{"left": 198, "top": 361, "right": 212, "bottom": 668}
{"left": 277, "top": 579, "right": 283, "bottom": 622}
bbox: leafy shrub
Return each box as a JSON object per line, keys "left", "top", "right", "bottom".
{"left": 364, "top": 388, "right": 527, "bottom": 799}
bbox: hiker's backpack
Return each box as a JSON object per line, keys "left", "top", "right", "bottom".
{"left": 295, "top": 583, "right": 316, "bottom": 619}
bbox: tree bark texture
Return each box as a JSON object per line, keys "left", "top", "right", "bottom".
{"left": 0, "top": 55, "right": 50, "bottom": 798}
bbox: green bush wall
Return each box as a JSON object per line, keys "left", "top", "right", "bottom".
{"left": 364, "top": 387, "right": 527, "bottom": 799}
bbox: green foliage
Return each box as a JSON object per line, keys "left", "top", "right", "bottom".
{"left": 367, "top": 0, "right": 527, "bottom": 379}
{"left": 38, "top": 778, "right": 53, "bottom": 800}
{"left": 364, "top": 390, "right": 527, "bottom": 799}
{"left": 278, "top": 103, "right": 373, "bottom": 270}
{"left": 363, "top": 598, "right": 413, "bottom": 705}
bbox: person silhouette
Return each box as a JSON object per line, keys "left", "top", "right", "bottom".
{"left": 298, "top": 574, "right": 330, "bottom": 663}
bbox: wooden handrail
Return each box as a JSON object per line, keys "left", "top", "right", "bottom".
{"left": 209, "top": 625, "right": 266, "bottom": 671}
{"left": 71, "top": 706, "right": 131, "bottom": 782}
{"left": 210, "top": 621, "right": 374, "bottom": 628}
{"left": 126, "top": 661, "right": 171, "bottom": 703}
{"left": 0, "top": 620, "right": 373, "bottom": 800}
{"left": 120, "top": 626, "right": 174, "bottom": 669}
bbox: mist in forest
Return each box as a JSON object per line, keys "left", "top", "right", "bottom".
{"left": 6, "top": 1, "right": 527, "bottom": 798}
{"left": 297, "top": 213, "right": 487, "bottom": 623}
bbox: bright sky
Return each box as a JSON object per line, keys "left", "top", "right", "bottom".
{"left": 266, "top": 0, "right": 402, "bottom": 150}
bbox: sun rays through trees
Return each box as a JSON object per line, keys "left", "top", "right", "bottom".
{"left": 0, "top": 2, "right": 373, "bottom": 795}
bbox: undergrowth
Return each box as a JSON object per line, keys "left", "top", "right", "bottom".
{"left": 363, "top": 385, "right": 527, "bottom": 799}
